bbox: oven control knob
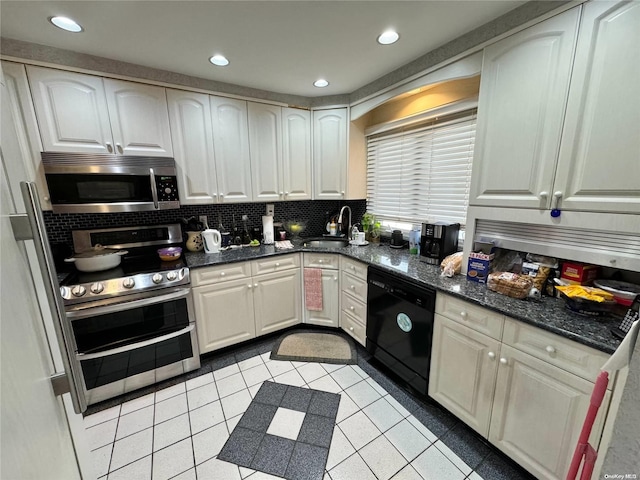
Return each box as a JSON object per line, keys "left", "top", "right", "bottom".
{"left": 166, "top": 271, "right": 178, "bottom": 281}
{"left": 152, "top": 273, "right": 164, "bottom": 284}
{"left": 71, "top": 285, "right": 86, "bottom": 297}
{"left": 90, "top": 283, "right": 104, "bottom": 294}
{"left": 123, "top": 277, "right": 135, "bottom": 289}
{"left": 60, "top": 286, "right": 71, "bottom": 299}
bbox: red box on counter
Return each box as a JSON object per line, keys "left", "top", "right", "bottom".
{"left": 560, "top": 262, "right": 599, "bottom": 285}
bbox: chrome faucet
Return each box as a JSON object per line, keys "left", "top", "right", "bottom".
{"left": 337, "top": 205, "right": 352, "bottom": 238}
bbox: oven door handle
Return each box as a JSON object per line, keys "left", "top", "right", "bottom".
{"left": 76, "top": 324, "right": 195, "bottom": 360}
{"left": 66, "top": 288, "right": 190, "bottom": 320}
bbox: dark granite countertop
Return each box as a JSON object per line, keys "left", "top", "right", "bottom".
{"left": 185, "top": 242, "right": 622, "bottom": 354}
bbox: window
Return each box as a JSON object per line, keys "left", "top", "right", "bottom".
{"left": 366, "top": 109, "right": 476, "bottom": 229}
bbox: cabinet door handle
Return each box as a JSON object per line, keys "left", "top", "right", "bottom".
{"left": 254, "top": 283, "right": 258, "bottom": 288}
{"left": 349, "top": 326, "right": 354, "bottom": 332}
{"left": 116, "top": 143, "right": 123, "bottom": 154}
{"left": 539, "top": 191, "right": 548, "bottom": 199}
{"left": 220, "top": 193, "right": 224, "bottom": 198}
{"left": 553, "top": 191, "right": 563, "bottom": 209}
{"left": 488, "top": 352, "right": 496, "bottom": 359}
{"left": 499, "top": 357, "right": 508, "bottom": 365}
{"left": 247, "top": 284, "right": 252, "bottom": 289}
{"left": 105, "top": 142, "right": 113, "bottom": 153}
{"left": 220, "top": 272, "right": 225, "bottom": 277}
{"left": 279, "top": 192, "right": 284, "bottom": 196}
{"left": 341, "top": 191, "right": 345, "bottom": 196}
{"left": 275, "top": 262, "right": 280, "bottom": 267}
{"left": 349, "top": 306, "right": 355, "bottom": 311}
{"left": 285, "top": 191, "right": 289, "bottom": 196}
{"left": 460, "top": 311, "right": 467, "bottom": 318}
{"left": 318, "top": 259, "right": 324, "bottom": 264}
{"left": 545, "top": 345, "right": 556, "bottom": 354}
{"left": 334, "top": 277, "right": 338, "bottom": 281}
{"left": 350, "top": 285, "right": 355, "bottom": 290}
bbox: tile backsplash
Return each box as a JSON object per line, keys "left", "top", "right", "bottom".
{"left": 44, "top": 200, "right": 366, "bottom": 248}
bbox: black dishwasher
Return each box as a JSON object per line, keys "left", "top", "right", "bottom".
{"left": 366, "top": 266, "right": 436, "bottom": 395}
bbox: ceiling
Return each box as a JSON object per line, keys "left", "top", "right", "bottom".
{"left": 0, "top": 1, "right": 525, "bottom": 97}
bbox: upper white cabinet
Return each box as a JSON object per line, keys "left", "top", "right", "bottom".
{"left": 27, "top": 66, "right": 173, "bottom": 156}
{"left": 469, "top": 9, "right": 580, "bottom": 209}
{"left": 553, "top": 0, "right": 640, "bottom": 214}
{"left": 210, "top": 96, "right": 253, "bottom": 203}
{"left": 282, "top": 107, "right": 312, "bottom": 201}
{"left": 103, "top": 79, "right": 173, "bottom": 156}
{"left": 313, "top": 108, "right": 348, "bottom": 199}
{"left": 27, "top": 66, "right": 113, "bottom": 154}
{"left": 248, "top": 102, "right": 282, "bottom": 202}
{"left": 167, "top": 89, "right": 218, "bottom": 204}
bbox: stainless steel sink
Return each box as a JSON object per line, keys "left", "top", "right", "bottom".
{"left": 303, "top": 238, "right": 350, "bottom": 248}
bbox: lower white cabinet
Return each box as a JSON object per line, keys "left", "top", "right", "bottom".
{"left": 192, "top": 255, "right": 302, "bottom": 354}
{"left": 489, "top": 344, "right": 610, "bottom": 480}
{"left": 429, "top": 314, "right": 500, "bottom": 436}
{"left": 429, "top": 294, "right": 612, "bottom": 480}
{"left": 303, "top": 253, "right": 340, "bottom": 328}
{"left": 254, "top": 268, "right": 302, "bottom": 336}
{"left": 304, "top": 269, "right": 340, "bottom": 328}
{"left": 193, "top": 278, "right": 256, "bottom": 353}
{"left": 339, "top": 257, "right": 368, "bottom": 346}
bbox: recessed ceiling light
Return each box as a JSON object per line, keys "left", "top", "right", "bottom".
{"left": 209, "top": 55, "right": 230, "bottom": 67}
{"left": 314, "top": 79, "right": 329, "bottom": 88}
{"left": 49, "top": 16, "right": 83, "bottom": 33}
{"left": 377, "top": 30, "right": 399, "bottom": 45}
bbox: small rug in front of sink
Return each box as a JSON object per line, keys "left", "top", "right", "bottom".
{"left": 270, "top": 330, "right": 357, "bottom": 365}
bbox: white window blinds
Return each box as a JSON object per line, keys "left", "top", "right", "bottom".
{"left": 366, "top": 109, "right": 476, "bottom": 226}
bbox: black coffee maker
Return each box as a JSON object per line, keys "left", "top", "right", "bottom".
{"left": 420, "top": 222, "right": 460, "bottom": 265}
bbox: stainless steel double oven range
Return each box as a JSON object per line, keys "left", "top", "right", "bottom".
{"left": 59, "top": 224, "right": 200, "bottom": 406}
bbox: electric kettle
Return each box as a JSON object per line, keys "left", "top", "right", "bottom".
{"left": 201, "top": 229, "right": 222, "bottom": 253}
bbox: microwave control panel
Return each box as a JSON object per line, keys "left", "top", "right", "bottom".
{"left": 156, "top": 176, "right": 179, "bottom": 202}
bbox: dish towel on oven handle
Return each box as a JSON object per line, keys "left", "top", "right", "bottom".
{"left": 304, "top": 268, "right": 323, "bottom": 311}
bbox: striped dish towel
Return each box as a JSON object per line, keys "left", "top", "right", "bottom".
{"left": 304, "top": 268, "right": 323, "bottom": 311}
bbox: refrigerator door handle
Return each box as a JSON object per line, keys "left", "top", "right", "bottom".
{"left": 10, "top": 182, "right": 87, "bottom": 413}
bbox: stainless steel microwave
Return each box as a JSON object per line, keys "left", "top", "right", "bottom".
{"left": 42, "top": 153, "right": 181, "bottom": 214}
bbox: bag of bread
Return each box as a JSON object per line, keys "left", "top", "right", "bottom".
{"left": 441, "top": 251, "right": 463, "bottom": 277}
{"left": 487, "top": 272, "right": 534, "bottom": 299}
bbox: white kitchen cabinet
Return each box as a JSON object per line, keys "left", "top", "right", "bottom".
{"left": 27, "top": 66, "right": 114, "bottom": 154}
{"left": 303, "top": 253, "right": 340, "bottom": 328}
{"left": 167, "top": 89, "right": 218, "bottom": 204}
{"left": 253, "top": 268, "right": 302, "bottom": 336}
{"left": 282, "top": 107, "right": 312, "bottom": 201}
{"left": 27, "top": 66, "right": 173, "bottom": 156}
{"left": 248, "top": 102, "right": 282, "bottom": 202}
{"left": 469, "top": 8, "right": 580, "bottom": 209}
{"left": 210, "top": 96, "right": 253, "bottom": 203}
{"left": 489, "top": 344, "right": 610, "bottom": 480}
{"left": 552, "top": 0, "right": 640, "bottom": 214}
{"left": 103, "top": 78, "right": 173, "bottom": 156}
{"left": 193, "top": 278, "right": 256, "bottom": 353}
{"left": 430, "top": 293, "right": 612, "bottom": 480}
{"left": 313, "top": 108, "right": 348, "bottom": 199}
{"left": 339, "top": 257, "right": 367, "bottom": 346}
{"left": 1, "top": 62, "right": 49, "bottom": 209}
{"left": 429, "top": 314, "right": 500, "bottom": 437}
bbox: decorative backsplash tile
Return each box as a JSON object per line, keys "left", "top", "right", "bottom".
{"left": 44, "top": 200, "right": 366, "bottom": 248}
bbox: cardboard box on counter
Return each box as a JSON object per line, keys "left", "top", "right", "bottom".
{"left": 467, "top": 251, "right": 495, "bottom": 284}
{"left": 560, "top": 262, "right": 599, "bottom": 285}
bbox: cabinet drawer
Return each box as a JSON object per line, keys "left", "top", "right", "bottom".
{"left": 341, "top": 272, "right": 367, "bottom": 303}
{"left": 436, "top": 293, "right": 504, "bottom": 340}
{"left": 341, "top": 257, "right": 367, "bottom": 281}
{"left": 341, "top": 291, "right": 367, "bottom": 325}
{"left": 191, "top": 262, "right": 251, "bottom": 286}
{"left": 251, "top": 253, "right": 301, "bottom": 276}
{"left": 341, "top": 311, "right": 366, "bottom": 347}
{"left": 502, "top": 318, "right": 610, "bottom": 385}
{"left": 303, "top": 253, "right": 339, "bottom": 270}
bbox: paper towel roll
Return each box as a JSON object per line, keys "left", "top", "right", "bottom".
{"left": 262, "top": 215, "right": 274, "bottom": 244}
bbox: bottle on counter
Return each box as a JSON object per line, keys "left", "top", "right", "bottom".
{"left": 330, "top": 220, "right": 337, "bottom": 236}
{"left": 409, "top": 226, "right": 421, "bottom": 254}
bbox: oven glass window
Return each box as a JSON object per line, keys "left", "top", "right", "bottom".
{"left": 73, "top": 298, "right": 190, "bottom": 354}
{"left": 81, "top": 333, "right": 193, "bottom": 390}
{"left": 46, "top": 173, "right": 153, "bottom": 204}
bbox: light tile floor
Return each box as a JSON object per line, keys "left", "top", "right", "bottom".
{"left": 85, "top": 333, "right": 534, "bottom": 480}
